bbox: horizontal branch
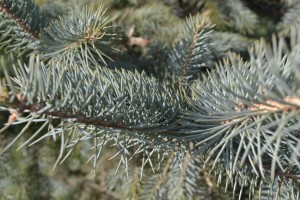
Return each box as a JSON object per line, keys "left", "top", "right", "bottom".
{"left": 0, "top": 94, "right": 177, "bottom": 135}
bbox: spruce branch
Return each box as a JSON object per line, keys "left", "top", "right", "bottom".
{"left": 40, "top": 5, "right": 120, "bottom": 65}
{"left": 0, "top": 0, "right": 45, "bottom": 38}
{"left": 2, "top": 1, "right": 300, "bottom": 199}
{"left": 140, "top": 154, "right": 174, "bottom": 200}
{"left": 183, "top": 34, "right": 300, "bottom": 196}
{"left": 105, "top": 163, "right": 144, "bottom": 199}
{"left": 216, "top": 0, "right": 258, "bottom": 34}
{"left": 167, "top": 14, "right": 214, "bottom": 83}
{"left": 166, "top": 154, "right": 201, "bottom": 200}
{"left": 0, "top": 55, "right": 183, "bottom": 168}
{"left": 0, "top": 0, "right": 120, "bottom": 63}
{"left": 278, "top": 3, "right": 300, "bottom": 36}
{"left": 0, "top": 0, "right": 45, "bottom": 53}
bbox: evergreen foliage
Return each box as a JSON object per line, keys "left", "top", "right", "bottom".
{"left": 0, "top": 0, "right": 300, "bottom": 199}
{"left": 0, "top": 0, "right": 45, "bottom": 54}
{"left": 216, "top": 0, "right": 258, "bottom": 34}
